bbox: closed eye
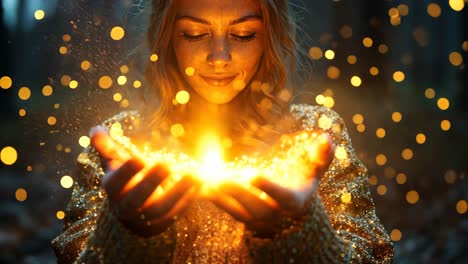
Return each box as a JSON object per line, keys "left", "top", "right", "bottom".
{"left": 182, "top": 33, "right": 209, "bottom": 41}
{"left": 230, "top": 33, "right": 257, "bottom": 42}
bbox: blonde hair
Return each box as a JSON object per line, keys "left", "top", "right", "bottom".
{"left": 144, "top": 0, "right": 301, "bottom": 152}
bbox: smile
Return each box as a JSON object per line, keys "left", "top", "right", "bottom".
{"left": 200, "top": 75, "right": 237, "bottom": 87}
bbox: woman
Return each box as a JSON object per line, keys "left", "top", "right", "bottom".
{"left": 52, "top": 0, "right": 394, "bottom": 263}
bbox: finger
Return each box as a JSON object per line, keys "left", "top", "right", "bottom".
{"left": 251, "top": 176, "right": 302, "bottom": 211}
{"left": 309, "top": 133, "right": 335, "bottom": 175}
{"left": 219, "top": 183, "right": 279, "bottom": 221}
{"left": 208, "top": 189, "right": 252, "bottom": 223}
{"left": 141, "top": 175, "right": 200, "bottom": 219}
{"left": 90, "top": 126, "right": 129, "bottom": 171}
{"left": 116, "top": 164, "right": 169, "bottom": 217}
{"left": 103, "top": 158, "right": 145, "bottom": 202}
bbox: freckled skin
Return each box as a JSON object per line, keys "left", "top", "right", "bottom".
{"left": 173, "top": 0, "right": 265, "bottom": 104}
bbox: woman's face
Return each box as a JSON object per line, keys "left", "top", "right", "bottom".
{"left": 173, "top": 0, "right": 264, "bottom": 105}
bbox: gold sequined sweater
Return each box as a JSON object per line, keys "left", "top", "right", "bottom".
{"left": 51, "top": 104, "right": 394, "bottom": 263}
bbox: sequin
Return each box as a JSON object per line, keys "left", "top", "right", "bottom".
{"left": 51, "top": 105, "right": 393, "bottom": 263}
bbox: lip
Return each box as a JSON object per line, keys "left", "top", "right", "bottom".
{"left": 200, "top": 74, "right": 238, "bottom": 87}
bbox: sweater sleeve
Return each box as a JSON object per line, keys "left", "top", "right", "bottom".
{"left": 51, "top": 111, "right": 177, "bottom": 263}
{"left": 244, "top": 104, "right": 394, "bottom": 263}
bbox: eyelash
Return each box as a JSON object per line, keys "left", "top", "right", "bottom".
{"left": 182, "top": 33, "right": 257, "bottom": 42}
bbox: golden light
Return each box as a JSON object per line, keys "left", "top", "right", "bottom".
{"left": 416, "top": 133, "right": 426, "bottom": 144}
{"left": 0, "top": 76, "right": 13, "bottom": 89}
{"left": 401, "top": 148, "right": 414, "bottom": 160}
{"left": 350, "top": 76, "right": 362, "bottom": 87}
{"left": 392, "top": 112, "right": 403, "bottom": 123}
{"left": 441, "top": 120, "right": 451, "bottom": 131}
{"left": 406, "top": 190, "right": 419, "bottom": 204}
{"left": 376, "top": 154, "right": 387, "bottom": 166}
{"left": 315, "top": 95, "right": 325, "bottom": 105}
{"left": 99, "top": 76, "right": 113, "bottom": 89}
{"left": 18, "top": 109, "right": 26, "bottom": 117}
{"left": 397, "top": 4, "right": 409, "bottom": 16}
{"left": 61, "top": 176, "right": 74, "bottom": 189}
{"left": 150, "top": 54, "right": 159, "bottom": 62}
{"left": 117, "top": 76, "right": 127, "bottom": 85}
{"left": 425, "top": 88, "right": 436, "bottom": 99}
{"left": 456, "top": 200, "right": 467, "bottom": 214}
{"left": 449, "top": 51, "right": 463, "bottom": 66}
{"left": 15, "top": 188, "right": 27, "bottom": 202}
{"left": 362, "top": 37, "right": 373, "bottom": 48}
{"left": 369, "top": 67, "right": 379, "bottom": 76}
{"left": 59, "top": 46, "right": 68, "bottom": 55}
{"left": 133, "top": 80, "right": 142, "bottom": 88}
{"left": 185, "top": 67, "right": 195, "bottom": 76}
{"left": 233, "top": 80, "right": 246, "bottom": 91}
{"left": 170, "top": 124, "right": 185, "bottom": 137}
{"left": 427, "top": 3, "right": 442, "bottom": 18}
{"left": 437, "top": 97, "right": 450, "bottom": 110}
{"left": 347, "top": 55, "right": 357, "bottom": 64}
{"left": 79, "top": 136, "right": 91, "bottom": 148}
{"left": 390, "top": 229, "right": 402, "bottom": 242}
{"left": 356, "top": 124, "right": 366, "bottom": 133}
{"left": 278, "top": 89, "right": 292, "bottom": 102}
{"left": 393, "top": 71, "right": 405, "bottom": 82}
{"left": 352, "top": 114, "right": 364, "bottom": 124}
{"left": 323, "top": 97, "right": 335, "bottom": 108}
{"left": 56, "top": 211, "right": 66, "bottom": 220}
{"left": 444, "top": 170, "right": 457, "bottom": 184}
{"left": 335, "top": 146, "right": 347, "bottom": 160}
{"left": 198, "top": 135, "right": 229, "bottom": 186}
{"left": 42, "top": 85, "right": 53, "bottom": 96}
{"left": 120, "top": 99, "right": 129, "bottom": 108}
{"left": 120, "top": 65, "right": 129, "bottom": 74}
{"left": 110, "top": 26, "right": 125, "bottom": 40}
{"left": 34, "top": 10, "right": 45, "bottom": 20}
{"left": 176, "top": 91, "right": 190, "bottom": 104}
{"left": 113, "top": 93, "right": 123, "bottom": 102}
{"left": 69, "top": 80, "right": 79, "bottom": 89}
{"left": 377, "top": 185, "right": 387, "bottom": 195}
{"left": 318, "top": 115, "right": 332, "bottom": 130}
{"left": 47, "top": 116, "right": 57, "bottom": 126}
{"left": 339, "top": 25, "right": 353, "bottom": 39}
{"left": 18, "top": 87, "right": 32, "bottom": 100}
{"left": 368, "top": 175, "right": 378, "bottom": 186}
{"left": 60, "top": 75, "right": 71, "bottom": 86}
{"left": 396, "top": 173, "right": 407, "bottom": 184}
{"left": 109, "top": 129, "right": 332, "bottom": 192}
{"left": 388, "top": 8, "right": 399, "bottom": 18}
{"left": 449, "top": 0, "right": 465, "bottom": 11}
{"left": 308, "top": 47, "right": 323, "bottom": 60}
{"left": 376, "top": 128, "right": 386, "bottom": 138}
{"left": 378, "top": 44, "right": 389, "bottom": 54}
{"left": 463, "top": 41, "right": 468, "bottom": 51}
{"left": 324, "top": 50, "right": 335, "bottom": 60}
{"left": 62, "top": 34, "right": 71, "bottom": 42}
{"left": 341, "top": 192, "right": 352, "bottom": 204}
{"left": 1, "top": 146, "right": 18, "bottom": 165}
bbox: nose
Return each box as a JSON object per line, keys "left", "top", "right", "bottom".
{"left": 207, "top": 36, "right": 231, "bottom": 68}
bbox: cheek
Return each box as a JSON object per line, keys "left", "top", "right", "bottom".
{"left": 232, "top": 42, "right": 263, "bottom": 75}
{"left": 174, "top": 41, "right": 207, "bottom": 69}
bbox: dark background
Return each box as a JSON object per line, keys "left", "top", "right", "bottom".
{"left": 0, "top": 0, "right": 467, "bottom": 263}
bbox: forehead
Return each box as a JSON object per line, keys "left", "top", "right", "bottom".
{"left": 174, "top": 0, "right": 261, "bottom": 21}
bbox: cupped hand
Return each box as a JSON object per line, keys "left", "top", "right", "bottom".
{"left": 90, "top": 126, "right": 201, "bottom": 237}
{"left": 208, "top": 130, "right": 335, "bottom": 237}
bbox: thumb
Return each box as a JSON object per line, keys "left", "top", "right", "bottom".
{"left": 90, "top": 126, "right": 130, "bottom": 172}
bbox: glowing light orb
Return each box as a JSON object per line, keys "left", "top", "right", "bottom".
{"left": 34, "top": 10, "right": 45, "bottom": 20}
{"left": 110, "top": 26, "right": 125, "bottom": 40}
{"left": 1, "top": 146, "right": 18, "bottom": 165}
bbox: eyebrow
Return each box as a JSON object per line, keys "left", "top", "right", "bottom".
{"left": 176, "top": 14, "right": 262, "bottom": 25}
